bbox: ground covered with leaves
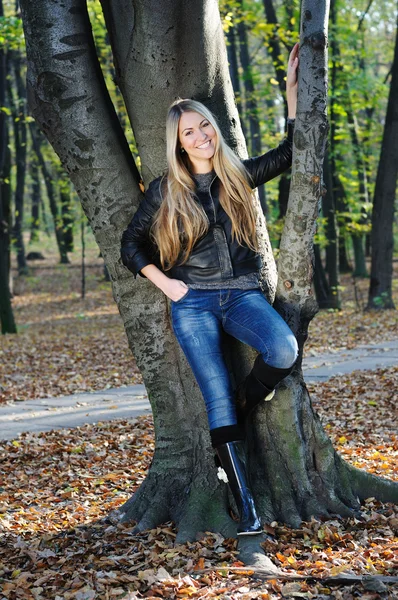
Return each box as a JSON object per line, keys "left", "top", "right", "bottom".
{"left": 0, "top": 366, "right": 397, "bottom": 599}
{"left": 1, "top": 249, "right": 397, "bottom": 404}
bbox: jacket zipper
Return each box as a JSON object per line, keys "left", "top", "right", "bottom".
{"left": 208, "top": 175, "right": 217, "bottom": 223}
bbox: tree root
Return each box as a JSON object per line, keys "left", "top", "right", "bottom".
{"left": 345, "top": 460, "right": 398, "bottom": 504}
{"left": 237, "top": 535, "right": 280, "bottom": 575}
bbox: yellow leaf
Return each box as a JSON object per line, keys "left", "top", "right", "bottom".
{"left": 270, "top": 77, "right": 278, "bottom": 85}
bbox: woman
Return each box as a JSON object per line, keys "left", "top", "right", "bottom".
{"left": 121, "top": 44, "right": 299, "bottom": 536}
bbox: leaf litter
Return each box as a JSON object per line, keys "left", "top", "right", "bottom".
{"left": 0, "top": 368, "right": 397, "bottom": 599}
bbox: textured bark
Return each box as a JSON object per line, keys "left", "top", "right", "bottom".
{"left": 0, "top": 28, "right": 17, "bottom": 334}
{"left": 8, "top": 50, "right": 28, "bottom": 275}
{"left": 367, "top": 3, "right": 398, "bottom": 310}
{"left": 60, "top": 176, "right": 74, "bottom": 253}
{"left": 20, "top": 0, "right": 398, "bottom": 548}
{"left": 313, "top": 244, "right": 330, "bottom": 309}
{"left": 29, "top": 156, "right": 40, "bottom": 243}
{"left": 322, "top": 152, "right": 341, "bottom": 309}
{"left": 225, "top": 18, "right": 246, "bottom": 139}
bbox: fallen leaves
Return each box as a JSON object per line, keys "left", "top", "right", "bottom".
{"left": 0, "top": 366, "right": 397, "bottom": 599}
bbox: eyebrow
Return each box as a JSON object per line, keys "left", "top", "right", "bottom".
{"left": 181, "top": 119, "right": 208, "bottom": 133}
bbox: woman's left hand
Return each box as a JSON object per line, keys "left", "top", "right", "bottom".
{"left": 286, "top": 42, "right": 299, "bottom": 118}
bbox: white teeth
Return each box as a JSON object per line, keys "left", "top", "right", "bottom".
{"left": 197, "top": 140, "right": 210, "bottom": 149}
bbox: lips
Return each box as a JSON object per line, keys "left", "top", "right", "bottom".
{"left": 197, "top": 140, "right": 211, "bottom": 149}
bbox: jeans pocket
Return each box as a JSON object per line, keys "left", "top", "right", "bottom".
{"left": 172, "top": 288, "right": 191, "bottom": 304}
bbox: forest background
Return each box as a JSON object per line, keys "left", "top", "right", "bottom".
{"left": 0, "top": 0, "right": 397, "bottom": 598}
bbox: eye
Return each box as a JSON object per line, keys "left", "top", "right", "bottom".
{"left": 185, "top": 131, "right": 192, "bottom": 136}
{"left": 202, "top": 122, "right": 209, "bottom": 127}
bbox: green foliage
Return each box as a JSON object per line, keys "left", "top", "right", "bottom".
{"left": 371, "top": 291, "right": 392, "bottom": 309}
{"left": 0, "top": 15, "right": 23, "bottom": 50}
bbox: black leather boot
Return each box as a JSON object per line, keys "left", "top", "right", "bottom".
{"left": 215, "top": 440, "right": 262, "bottom": 536}
{"left": 235, "top": 356, "right": 294, "bottom": 424}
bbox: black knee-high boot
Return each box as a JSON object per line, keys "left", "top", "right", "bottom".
{"left": 235, "top": 355, "right": 295, "bottom": 424}
{"left": 210, "top": 426, "right": 262, "bottom": 536}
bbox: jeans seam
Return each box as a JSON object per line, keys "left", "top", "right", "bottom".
{"left": 223, "top": 315, "right": 270, "bottom": 364}
{"left": 219, "top": 289, "right": 231, "bottom": 306}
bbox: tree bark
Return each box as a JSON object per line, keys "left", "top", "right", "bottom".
{"left": 59, "top": 174, "right": 74, "bottom": 253}
{"left": 313, "top": 244, "right": 331, "bottom": 309}
{"left": 322, "top": 152, "right": 341, "bottom": 309}
{"left": 0, "top": 3, "right": 17, "bottom": 334}
{"left": 8, "top": 50, "right": 28, "bottom": 275}
{"left": 20, "top": 0, "right": 398, "bottom": 550}
{"left": 367, "top": 2, "right": 398, "bottom": 310}
{"left": 225, "top": 16, "right": 247, "bottom": 139}
{"left": 29, "top": 155, "right": 40, "bottom": 243}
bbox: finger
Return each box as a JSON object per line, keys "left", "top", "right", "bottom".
{"left": 290, "top": 43, "right": 299, "bottom": 61}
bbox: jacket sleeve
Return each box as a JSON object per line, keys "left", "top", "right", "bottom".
{"left": 121, "top": 178, "right": 162, "bottom": 278}
{"left": 242, "top": 119, "right": 295, "bottom": 189}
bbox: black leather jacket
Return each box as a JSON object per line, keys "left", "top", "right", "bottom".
{"left": 121, "top": 121, "right": 294, "bottom": 283}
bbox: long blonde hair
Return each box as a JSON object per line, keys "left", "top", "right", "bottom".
{"left": 151, "top": 98, "right": 259, "bottom": 270}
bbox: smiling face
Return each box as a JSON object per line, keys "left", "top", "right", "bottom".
{"left": 178, "top": 111, "right": 217, "bottom": 174}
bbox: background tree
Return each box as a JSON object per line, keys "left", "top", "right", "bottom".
{"left": 367, "top": 0, "right": 398, "bottom": 310}
{"left": 0, "top": 0, "right": 17, "bottom": 334}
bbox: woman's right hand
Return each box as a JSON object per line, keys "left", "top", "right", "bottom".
{"left": 161, "top": 278, "right": 190, "bottom": 302}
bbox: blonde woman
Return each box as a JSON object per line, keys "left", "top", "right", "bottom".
{"left": 122, "top": 45, "right": 299, "bottom": 536}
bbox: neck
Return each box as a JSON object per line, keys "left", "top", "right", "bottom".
{"left": 190, "top": 159, "right": 213, "bottom": 175}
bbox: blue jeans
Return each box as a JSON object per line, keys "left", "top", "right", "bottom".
{"left": 171, "top": 288, "right": 298, "bottom": 430}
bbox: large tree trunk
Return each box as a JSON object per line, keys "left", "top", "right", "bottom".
{"left": 20, "top": 0, "right": 398, "bottom": 552}
{"left": 367, "top": 3, "right": 398, "bottom": 309}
